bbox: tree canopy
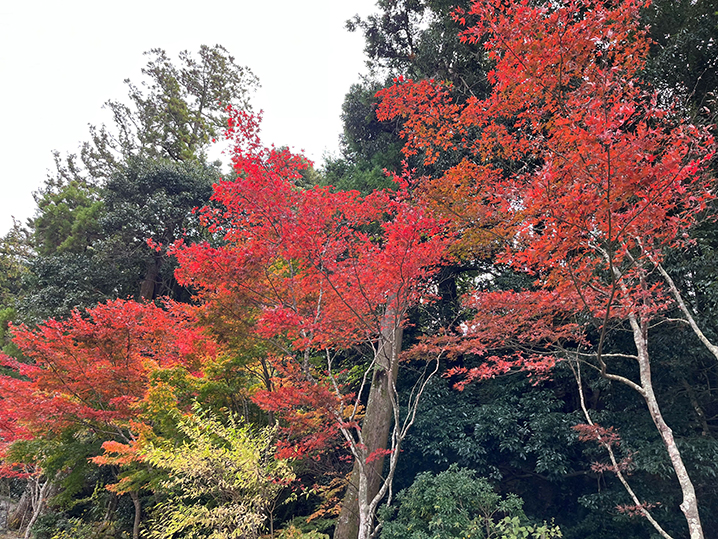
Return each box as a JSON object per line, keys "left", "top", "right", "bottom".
{"left": 1, "top": 4, "right": 718, "bottom": 539}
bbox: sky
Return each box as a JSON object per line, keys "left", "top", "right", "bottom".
{"left": 0, "top": 0, "right": 378, "bottom": 235}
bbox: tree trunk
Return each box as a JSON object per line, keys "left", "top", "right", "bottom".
{"left": 130, "top": 491, "right": 141, "bottom": 539}
{"left": 333, "top": 315, "right": 403, "bottom": 539}
{"left": 23, "top": 478, "right": 50, "bottom": 539}
{"left": 140, "top": 254, "right": 160, "bottom": 300}
{"left": 629, "top": 313, "right": 704, "bottom": 539}
{"left": 333, "top": 367, "right": 395, "bottom": 539}
{"left": 8, "top": 489, "right": 29, "bottom": 531}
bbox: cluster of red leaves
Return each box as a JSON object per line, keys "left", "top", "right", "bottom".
{"left": 590, "top": 457, "right": 634, "bottom": 475}
{"left": 171, "top": 108, "right": 451, "bottom": 460}
{"left": 573, "top": 423, "right": 622, "bottom": 448}
{"left": 0, "top": 299, "right": 218, "bottom": 470}
{"left": 377, "top": 0, "right": 715, "bottom": 369}
{"left": 252, "top": 359, "right": 352, "bottom": 460}
{"left": 412, "top": 288, "right": 577, "bottom": 386}
{"left": 364, "top": 447, "right": 395, "bottom": 464}
{"left": 173, "top": 108, "right": 449, "bottom": 352}
{"left": 446, "top": 353, "right": 559, "bottom": 390}
{"left": 573, "top": 423, "right": 634, "bottom": 476}
{"left": 460, "top": 289, "right": 582, "bottom": 369}
{"left": 616, "top": 502, "right": 659, "bottom": 517}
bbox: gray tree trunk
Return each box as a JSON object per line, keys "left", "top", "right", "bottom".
{"left": 333, "top": 316, "right": 403, "bottom": 539}
{"left": 627, "top": 311, "right": 704, "bottom": 539}
{"left": 23, "top": 478, "right": 51, "bottom": 539}
{"left": 130, "top": 491, "right": 141, "bottom": 539}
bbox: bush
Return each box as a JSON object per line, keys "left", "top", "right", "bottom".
{"left": 379, "top": 465, "right": 560, "bottom": 539}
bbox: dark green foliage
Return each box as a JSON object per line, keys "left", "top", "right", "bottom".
{"left": 644, "top": 0, "right": 718, "bottom": 116}
{"left": 347, "top": 0, "right": 489, "bottom": 99}
{"left": 19, "top": 159, "right": 219, "bottom": 321}
{"left": 395, "top": 373, "right": 585, "bottom": 507}
{"left": 8, "top": 433, "right": 105, "bottom": 508}
{"left": 99, "top": 158, "right": 218, "bottom": 301}
{"left": 347, "top": 0, "right": 427, "bottom": 74}
{"left": 18, "top": 252, "right": 121, "bottom": 323}
{"left": 391, "top": 353, "right": 718, "bottom": 539}
{"left": 8, "top": 434, "right": 129, "bottom": 538}
{"left": 403, "top": 373, "right": 576, "bottom": 473}
{"left": 340, "top": 82, "right": 402, "bottom": 170}
{"left": 0, "top": 227, "right": 28, "bottom": 351}
{"left": 17, "top": 45, "right": 250, "bottom": 322}
{"left": 320, "top": 82, "right": 404, "bottom": 195}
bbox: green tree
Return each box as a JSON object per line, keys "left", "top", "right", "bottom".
{"left": 99, "top": 158, "right": 218, "bottom": 301}
{"left": 380, "top": 465, "right": 560, "bottom": 539}
{"left": 28, "top": 44, "right": 253, "bottom": 277}
{"left": 31, "top": 180, "right": 103, "bottom": 258}
{"left": 19, "top": 159, "right": 219, "bottom": 322}
{"left": 0, "top": 221, "right": 32, "bottom": 346}
{"left": 63, "top": 44, "right": 257, "bottom": 184}
{"left": 347, "top": 0, "right": 488, "bottom": 97}
{"left": 21, "top": 45, "right": 252, "bottom": 321}
{"left": 142, "top": 408, "right": 294, "bottom": 539}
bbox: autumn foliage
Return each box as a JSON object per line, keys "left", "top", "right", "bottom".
{"left": 172, "top": 108, "right": 449, "bottom": 455}
{"left": 175, "top": 109, "right": 447, "bottom": 349}
{"left": 2, "top": 3, "right": 716, "bottom": 537}
{"left": 251, "top": 358, "right": 351, "bottom": 460}
{"left": 378, "top": 0, "right": 715, "bottom": 359}
{"left": 377, "top": 0, "right": 715, "bottom": 537}
{"left": 0, "top": 299, "right": 217, "bottom": 470}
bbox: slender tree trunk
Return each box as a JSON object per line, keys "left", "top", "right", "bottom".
{"left": 333, "top": 366, "right": 396, "bottom": 539}
{"left": 333, "top": 316, "right": 403, "bottom": 539}
{"left": 572, "top": 359, "right": 674, "bottom": 539}
{"left": 23, "top": 478, "right": 50, "bottom": 539}
{"left": 628, "top": 313, "right": 704, "bottom": 539}
{"left": 130, "top": 491, "right": 141, "bottom": 539}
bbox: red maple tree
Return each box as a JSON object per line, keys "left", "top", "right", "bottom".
{"left": 377, "top": 1, "right": 715, "bottom": 537}
{"left": 172, "top": 108, "right": 450, "bottom": 539}
{"left": 0, "top": 299, "right": 218, "bottom": 537}
{"left": 0, "top": 299, "right": 213, "bottom": 441}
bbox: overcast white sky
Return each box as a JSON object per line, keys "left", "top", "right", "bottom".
{"left": 0, "top": 0, "right": 378, "bottom": 235}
